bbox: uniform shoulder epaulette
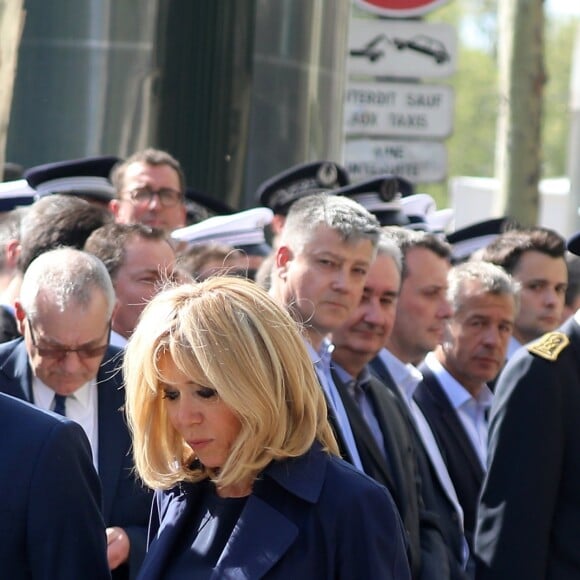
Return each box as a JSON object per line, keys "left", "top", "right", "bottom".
{"left": 527, "top": 331, "right": 570, "bottom": 361}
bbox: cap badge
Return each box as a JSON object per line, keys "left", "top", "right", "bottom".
{"left": 379, "top": 179, "right": 398, "bottom": 202}
{"left": 317, "top": 163, "right": 338, "bottom": 187}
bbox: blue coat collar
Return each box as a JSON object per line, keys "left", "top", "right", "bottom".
{"left": 142, "top": 443, "right": 331, "bottom": 579}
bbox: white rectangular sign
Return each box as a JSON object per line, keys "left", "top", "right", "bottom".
{"left": 347, "top": 18, "right": 457, "bottom": 78}
{"left": 344, "top": 81, "right": 454, "bottom": 138}
{"left": 343, "top": 139, "right": 447, "bottom": 183}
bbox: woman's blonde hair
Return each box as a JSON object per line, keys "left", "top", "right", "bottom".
{"left": 124, "top": 276, "right": 338, "bottom": 491}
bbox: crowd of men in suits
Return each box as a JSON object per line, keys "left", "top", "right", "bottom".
{"left": 0, "top": 149, "right": 579, "bottom": 579}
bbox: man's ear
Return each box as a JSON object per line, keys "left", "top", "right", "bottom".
{"left": 108, "top": 199, "right": 120, "bottom": 218}
{"left": 275, "top": 246, "right": 293, "bottom": 277}
{"left": 5, "top": 240, "right": 20, "bottom": 270}
{"left": 14, "top": 302, "right": 26, "bottom": 335}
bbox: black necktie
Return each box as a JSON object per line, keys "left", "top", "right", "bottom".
{"left": 53, "top": 394, "right": 67, "bottom": 416}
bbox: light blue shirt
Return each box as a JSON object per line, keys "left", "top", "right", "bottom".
{"left": 506, "top": 336, "right": 523, "bottom": 360}
{"left": 423, "top": 352, "right": 493, "bottom": 468}
{"left": 306, "top": 339, "right": 363, "bottom": 472}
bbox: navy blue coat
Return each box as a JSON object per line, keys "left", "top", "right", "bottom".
{"left": 0, "top": 339, "right": 152, "bottom": 580}
{"left": 414, "top": 364, "right": 485, "bottom": 553}
{"left": 139, "top": 443, "right": 411, "bottom": 579}
{"left": 0, "top": 392, "right": 110, "bottom": 579}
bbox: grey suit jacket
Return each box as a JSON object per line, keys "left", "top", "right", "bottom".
{"left": 333, "top": 367, "right": 450, "bottom": 580}
{"left": 370, "top": 356, "right": 470, "bottom": 580}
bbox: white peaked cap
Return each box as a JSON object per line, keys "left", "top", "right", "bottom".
{"left": 401, "top": 193, "right": 437, "bottom": 219}
{"left": 172, "top": 207, "right": 274, "bottom": 249}
{"left": 0, "top": 179, "right": 36, "bottom": 210}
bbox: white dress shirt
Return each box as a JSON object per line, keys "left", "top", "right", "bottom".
{"left": 109, "top": 330, "right": 128, "bottom": 348}
{"left": 32, "top": 377, "right": 99, "bottom": 469}
{"left": 423, "top": 352, "right": 493, "bottom": 468}
{"left": 378, "top": 347, "right": 465, "bottom": 529}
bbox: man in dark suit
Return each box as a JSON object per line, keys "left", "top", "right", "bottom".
{"left": 0, "top": 247, "right": 151, "bottom": 580}
{"left": 0, "top": 392, "right": 110, "bottom": 579}
{"left": 370, "top": 228, "right": 469, "bottom": 579}
{"left": 474, "top": 232, "right": 580, "bottom": 579}
{"left": 414, "top": 260, "right": 518, "bottom": 552}
{"left": 331, "top": 235, "right": 449, "bottom": 579}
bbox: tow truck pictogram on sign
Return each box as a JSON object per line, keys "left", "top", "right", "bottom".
{"left": 350, "top": 34, "right": 450, "bottom": 65}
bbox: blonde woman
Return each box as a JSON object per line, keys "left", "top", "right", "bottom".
{"left": 125, "top": 277, "right": 410, "bottom": 580}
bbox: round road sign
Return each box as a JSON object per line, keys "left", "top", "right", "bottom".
{"left": 354, "top": 0, "right": 451, "bottom": 18}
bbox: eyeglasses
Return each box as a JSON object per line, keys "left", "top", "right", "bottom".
{"left": 27, "top": 318, "right": 111, "bottom": 360}
{"left": 122, "top": 187, "right": 183, "bottom": 208}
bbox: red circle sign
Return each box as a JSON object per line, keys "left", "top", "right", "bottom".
{"left": 354, "top": 0, "right": 450, "bottom": 18}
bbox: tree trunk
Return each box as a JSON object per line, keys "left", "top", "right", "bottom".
{"left": 0, "top": 1, "right": 25, "bottom": 179}
{"left": 494, "top": 0, "right": 545, "bottom": 226}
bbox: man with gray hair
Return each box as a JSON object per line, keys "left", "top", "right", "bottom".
{"left": 0, "top": 248, "right": 151, "bottom": 579}
{"left": 270, "top": 193, "right": 380, "bottom": 472}
{"left": 414, "top": 260, "right": 519, "bottom": 558}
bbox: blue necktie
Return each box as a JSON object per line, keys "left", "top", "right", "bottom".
{"left": 53, "top": 394, "right": 67, "bottom": 416}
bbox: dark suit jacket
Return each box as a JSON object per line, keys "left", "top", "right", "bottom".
{"left": 370, "top": 356, "right": 469, "bottom": 580}
{"left": 332, "top": 369, "right": 450, "bottom": 580}
{"left": 0, "top": 392, "right": 110, "bottom": 579}
{"left": 0, "top": 338, "right": 152, "bottom": 580}
{"left": 414, "top": 363, "right": 485, "bottom": 552}
{"left": 475, "top": 318, "right": 580, "bottom": 579}
{"left": 139, "top": 443, "right": 411, "bottom": 579}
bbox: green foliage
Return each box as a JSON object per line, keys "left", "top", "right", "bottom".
{"left": 417, "top": 1, "right": 579, "bottom": 209}
{"left": 543, "top": 17, "right": 578, "bottom": 176}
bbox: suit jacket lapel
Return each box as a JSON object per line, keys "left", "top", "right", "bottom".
{"left": 96, "top": 348, "right": 127, "bottom": 522}
{"left": 331, "top": 370, "right": 398, "bottom": 498}
{"left": 369, "top": 356, "right": 393, "bottom": 387}
{"left": 142, "top": 445, "right": 327, "bottom": 580}
{"left": 212, "top": 495, "right": 298, "bottom": 579}
{"left": 417, "top": 367, "right": 484, "bottom": 480}
{"left": 213, "top": 446, "right": 326, "bottom": 578}
{"left": 314, "top": 371, "right": 355, "bottom": 465}
{"left": 138, "top": 490, "right": 197, "bottom": 579}
{"left": 366, "top": 377, "right": 411, "bottom": 498}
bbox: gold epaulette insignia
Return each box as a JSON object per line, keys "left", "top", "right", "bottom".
{"left": 527, "top": 331, "right": 570, "bottom": 361}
